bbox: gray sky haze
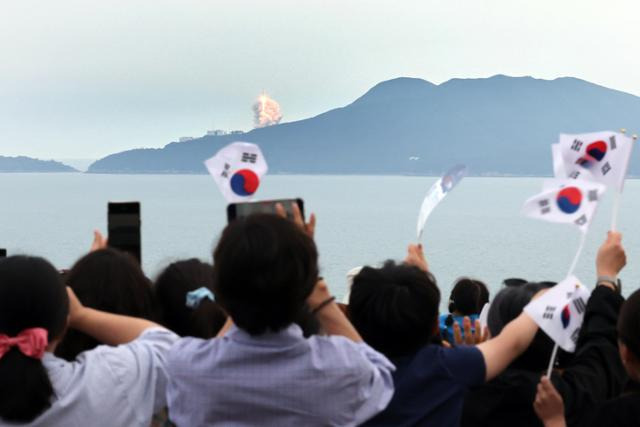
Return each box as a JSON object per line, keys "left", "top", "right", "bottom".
{"left": 2, "top": 0, "right": 640, "bottom": 159}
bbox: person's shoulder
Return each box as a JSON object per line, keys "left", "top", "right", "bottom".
{"left": 167, "top": 336, "right": 218, "bottom": 368}
{"left": 307, "top": 336, "right": 390, "bottom": 371}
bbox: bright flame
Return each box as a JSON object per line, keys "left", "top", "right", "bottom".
{"left": 252, "top": 92, "right": 282, "bottom": 128}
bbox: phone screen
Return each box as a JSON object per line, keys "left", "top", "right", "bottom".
{"left": 108, "top": 202, "right": 141, "bottom": 263}
{"left": 227, "top": 198, "right": 304, "bottom": 223}
{"left": 0, "top": 249, "right": 6, "bottom": 258}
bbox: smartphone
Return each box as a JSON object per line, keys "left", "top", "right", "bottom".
{"left": 227, "top": 198, "right": 304, "bottom": 223}
{"left": 108, "top": 202, "right": 141, "bottom": 263}
{"left": 0, "top": 249, "right": 6, "bottom": 258}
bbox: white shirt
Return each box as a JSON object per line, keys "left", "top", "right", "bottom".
{"left": 1, "top": 327, "right": 178, "bottom": 427}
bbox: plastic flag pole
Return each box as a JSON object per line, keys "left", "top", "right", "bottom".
{"left": 610, "top": 191, "right": 620, "bottom": 232}
{"left": 545, "top": 232, "right": 587, "bottom": 377}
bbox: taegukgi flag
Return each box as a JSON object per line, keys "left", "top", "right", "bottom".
{"left": 522, "top": 179, "right": 606, "bottom": 233}
{"left": 204, "top": 142, "right": 268, "bottom": 203}
{"left": 416, "top": 164, "right": 467, "bottom": 240}
{"left": 555, "top": 131, "right": 634, "bottom": 191}
{"left": 524, "top": 275, "right": 591, "bottom": 352}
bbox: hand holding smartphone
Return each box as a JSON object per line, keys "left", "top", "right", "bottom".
{"left": 227, "top": 198, "right": 305, "bottom": 223}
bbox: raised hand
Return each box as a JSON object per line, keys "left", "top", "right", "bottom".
{"left": 533, "top": 376, "right": 566, "bottom": 427}
{"left": 275, "top": 202, "right": 316, "bottom": 239}
{"left": 404, "top": 244, "right": 429, "bottom": 272}
{"left": 596, "top": 231, "right": 626, "bottom": 279}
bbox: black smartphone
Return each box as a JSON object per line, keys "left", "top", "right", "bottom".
{"left": 227, "top": 198, "right": 304, "bottom": 223}
{"left": 0, "top": 249, "right": 6, "bottom": 258}
{"left": 108, "top": 202, "right": 141, "bottom": 263}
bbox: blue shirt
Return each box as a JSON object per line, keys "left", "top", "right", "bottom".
{"left": 166, "top": 324, "right": 396, "bottom": 426}
{"left": 363, "top": 344, "right": 486, "bottom": 427}
{"left": 1, "top": 328, "right": 179, "bottom": 427}
{"left": 439, "top": 314, "right": 480, "bottom": 343}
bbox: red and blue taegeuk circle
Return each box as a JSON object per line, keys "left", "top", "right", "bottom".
{"left": 586, "top": 140, "right": 607, "bottom": 161}
{"left": 230, "top": 169, "right": 260, "bottom": 196}
{"left": 556, "top": 187, "right": 582, "bottom": 214}
{"left": 561, "top": 304, "right": 571, "bottom": 329}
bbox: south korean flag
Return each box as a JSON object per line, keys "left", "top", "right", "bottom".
{"left": 554, "top": 131, "right": 634, "bottom": 192}
{"left": 204, "top": 142, "right": 268, "bottom": 203}
{"left": 524, "top": 275, "right": 591, "bottom": 352}
{"left": 522, "top": 179, "right": 606, "bottom": 233}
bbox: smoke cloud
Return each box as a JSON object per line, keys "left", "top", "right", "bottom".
{"left": 252, "top": 93, "right": 282, "bottom": 128}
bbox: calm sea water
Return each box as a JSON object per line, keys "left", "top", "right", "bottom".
{"left": 1, "top": 174, "right": 638, "bottom": 304}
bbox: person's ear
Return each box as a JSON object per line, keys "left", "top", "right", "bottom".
{"left": 619, "top": 342, "right": 640, "bottom": 380}
{"left": 431, "top": 318, "right": 440, "bottom": 337}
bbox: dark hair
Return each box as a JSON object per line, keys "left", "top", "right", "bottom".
{"left": 618, "top": 289, "right": 640, "bottom": 361}
{"left": 55, "top": 248, "right": 155, "bottom": 360}
{"left": 0, "top": 256, "right": 69, "bottom": 422}
{"left": 488, "top": 281, "right": 555, "bottom": 371}
{"left": 212, "top": 214, "right": 318, "bottom": 335}
{"left": 448, "top": 277, "right": 490, "bottom": 315}
{"left": 154, "top": 259, "right": 227, "bottom": 338}
{"left": 348, "top": 261, "right": 440, "bottom": 358}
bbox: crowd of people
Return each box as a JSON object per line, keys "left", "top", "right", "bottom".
{"left": 0, "top": 202, "right": 637, "bottom": 426}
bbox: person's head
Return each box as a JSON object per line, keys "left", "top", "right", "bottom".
{"left": 448, "top": 277, "right": 490, "bottom": 316}
{"left": 0, "top": 256, "right": 69, "bottom": 422}
{"left": 348, "top": 261, "right": 440, "bottom": 358}
{"left": 488, "top": 281, "right": 555, "bottom": 371}
{"left": 154, "top": 259, "right": 227, "bottom": 338}
{"left": 55, "top": 248, "right": 155, "bottom": 359}
{"left": 618, "top": 289, "right": 640, "bottom": 381}
{"left": 212, "top": 214, "right": 318, "bottom": 336}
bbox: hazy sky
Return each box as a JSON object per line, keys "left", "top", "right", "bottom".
{"left": 2, "top": 0, "right": 640, "bottom": 159}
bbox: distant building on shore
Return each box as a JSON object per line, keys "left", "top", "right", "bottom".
{"left": 206, "top": 129, "right": 227, "bottom": 136}
{"left": 229, "top": 130, "right": 244, "bottom": 135}
{"left": 179, "top": 136, "right": 194, "bottom": 142}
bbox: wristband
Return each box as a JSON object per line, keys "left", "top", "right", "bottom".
{"left": 596, "top": 275, "right": 621, "bottom": 293}
{"left": 312, "top": 296, "right": 336, "bottom": 314}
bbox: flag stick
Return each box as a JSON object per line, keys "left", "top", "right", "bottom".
{"left": 546, "top": 343, "right": 559, "bottom": 377}
{"left": 546, "top": 232, "right": 587, "bottom": 377}
{"left": 567, "top": 232, "right": 587, "bottom": 277}
{"left": 610, "top": 191, "right": 620, "bottom": 232}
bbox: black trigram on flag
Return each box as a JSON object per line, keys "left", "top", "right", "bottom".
{"left": 539, "top": 199, "right": 551, "bottom": 215}
{"left": 601, "top": 162, "right": 612, "bottom": 176}
{"left": 570, "top": 327, "right": 581, "bottom": 344}
{"left": 571, "top": 139, "right": 584, "bottom": 151}
{"left": 572, "top": 297, "right": 586, "bottom": 314}
{"left": 610, "top": 135, "right": 617, "bottom": 150}
{"left": 221, "top": 163, "right": 231, "bottom": 178}
{"left": 543, "top": 306, "right": 556, "bottom": 320}
{"left": 241, "top": 152, "right": 258, "bottom": 163}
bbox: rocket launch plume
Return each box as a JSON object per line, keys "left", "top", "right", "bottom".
{"left": 252, "top": 92, "right": 282, "bottom": 128}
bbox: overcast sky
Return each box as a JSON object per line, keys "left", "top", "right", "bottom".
{"left": 2, "top": 0, "right": 640, "bottom": 159}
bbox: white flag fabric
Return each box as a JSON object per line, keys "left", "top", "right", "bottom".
{"left": 555, "top": 131, "right": 633, "bottom": 191}
{"left": 524, "top": 275, "right": 591, "bottom": 352}
{"left": 551, "top": 143, "right": 597, "bottom": 183}
{"left": 204, "top": 142, "right": 268, "bottom": 203}
{"left": 522, "top": 179, "right": 605, "bottom": 233}
{"left": 417, "top": 164, "right": 467, "bottom": 240}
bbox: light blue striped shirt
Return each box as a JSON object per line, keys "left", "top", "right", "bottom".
{"left": 166, "top": 324, "right": 395, "bottom": 426}
{"left": 1, "top": 328, "right": 179, "bottom": 427}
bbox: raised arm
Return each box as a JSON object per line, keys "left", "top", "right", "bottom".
{"left": 476, "top": 311, "right": 538, "bottom": 380}
{"left": 67, "top": 287, "right": 160, "bottom": 345}
{"left": 309, "top": 279, "right": 363, "bottom": 342}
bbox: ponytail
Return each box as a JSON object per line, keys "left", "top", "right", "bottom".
{"left": 0, "top": 256, "right": 69, "bottom": 422}
{"left": 0, "top": 350, "right": 53, "bottom": 422}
